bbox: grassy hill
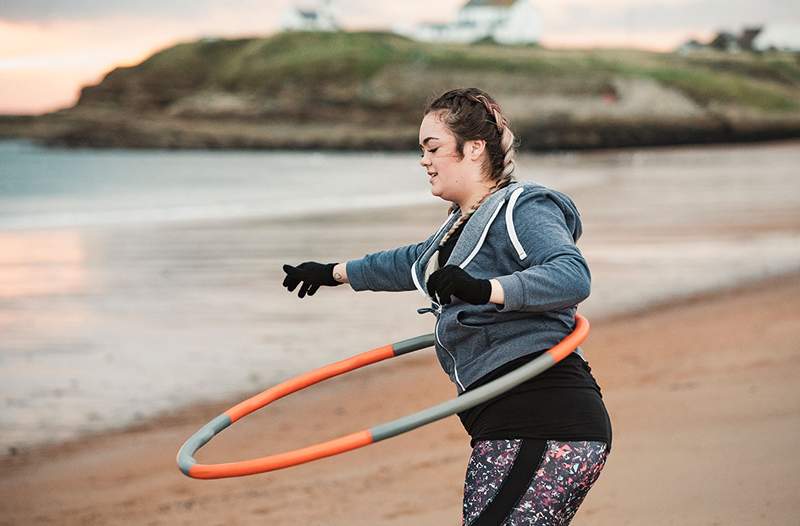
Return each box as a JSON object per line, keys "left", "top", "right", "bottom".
{"left": 4, "top": 30, "right": 800, "bottom": 150}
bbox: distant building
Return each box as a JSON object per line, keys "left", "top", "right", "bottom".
{"left": 676, "top": 38, "right": 706, "bottom": 55}
{"left": 280, "top": 0, "right": 339, "bottom": 32}
{"left": 678, "top": 24, "right": 800, "bottom": 54}
{"left": 393, "top": 0, "right": 541, "bottom": 45}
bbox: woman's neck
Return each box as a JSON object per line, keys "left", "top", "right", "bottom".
{"left": 457, "top": 183, "right": 495, "bottom": 213}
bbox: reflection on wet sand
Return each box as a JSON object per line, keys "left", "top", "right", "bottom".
{"left": 0, "top": 231, "right": 86, "bottom": 299}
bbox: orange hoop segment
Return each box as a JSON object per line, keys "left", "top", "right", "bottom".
{"left": 177, "top": 315, "right": 589, "bottom": 479}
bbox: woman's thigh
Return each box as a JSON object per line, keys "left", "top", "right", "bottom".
{"left": 462, "top": 438, "right": 609, "bottom": 526}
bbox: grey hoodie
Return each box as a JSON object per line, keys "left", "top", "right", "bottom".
{"left": 346, "top": 181, "right": 590, "bottom": 394}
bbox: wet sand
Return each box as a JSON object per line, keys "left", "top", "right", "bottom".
{"left": 1, "top": 270, "right": 798, "bottom": 525}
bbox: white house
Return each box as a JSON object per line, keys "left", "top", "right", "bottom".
{"left": 280, "top": 0, "right": 339, "bottom": 32}
{"left": 393, "top": 0, "right": 541, "bottom": 45}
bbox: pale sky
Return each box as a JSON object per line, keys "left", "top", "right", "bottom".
{"left": 1, "top": 0, "right": 797, "bottom": 114}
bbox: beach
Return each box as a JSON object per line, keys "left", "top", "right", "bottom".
{"left": 1, "top": 140, "right": 799, "bottom": 524}
{"left": 1, "top": 269, "right": 799, "bottom": 525}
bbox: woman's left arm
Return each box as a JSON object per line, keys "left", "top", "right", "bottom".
{"left": 489, "top": 191, "right": 591, "bottom": 313}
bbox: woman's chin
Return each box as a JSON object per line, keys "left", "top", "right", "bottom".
{"left": 432, "top": 186, "right": 454, "bottom": 200}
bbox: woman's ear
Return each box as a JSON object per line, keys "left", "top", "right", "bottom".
{"left": 468, "top": 139, "right": 486, "bottom": 161}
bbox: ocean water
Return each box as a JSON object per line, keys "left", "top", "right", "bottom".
{"left": 0, "top": 141, "right": 440, "bottom": 230}
{"left": 1, "top": 139, "right": 799, "bottom": 453}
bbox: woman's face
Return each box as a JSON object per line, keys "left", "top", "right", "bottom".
{"left": 418, "top": 111, "right": 486, "bottom": 205}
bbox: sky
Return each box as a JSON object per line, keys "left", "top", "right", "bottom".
{"left": 1, "top": 0, "right": 798, "bottom": 114}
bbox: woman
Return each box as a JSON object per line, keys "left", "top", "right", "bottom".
{"left": 282, "top": 87, "right": 612, "bottom": 525}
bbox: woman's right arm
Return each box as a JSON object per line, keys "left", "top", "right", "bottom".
{"left": 344, "top": 233, "right": 436, "bottom": 292}
{"left": 283, "top": 234, "right": 435, "bottom": 298}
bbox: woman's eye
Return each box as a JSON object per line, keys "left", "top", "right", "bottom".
{"left": 419, "top": 148, "right": 438, "bottom": 157}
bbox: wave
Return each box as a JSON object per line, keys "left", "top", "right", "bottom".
{"left": 0, "top": 192, "right": 436, "bottom": 231}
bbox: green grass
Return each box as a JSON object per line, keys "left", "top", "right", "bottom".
{"left": 643, "top": 67, "right": 797, "bottom": 111}
{"left": 95, "top": 31, "right": 800, "bottom": 113}
{"left": 568, "top": 50, "right": 799, "bottom": 111}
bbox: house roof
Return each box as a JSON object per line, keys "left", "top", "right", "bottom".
{"left": 463, "top": 0, "right": 517, "bottom": 8}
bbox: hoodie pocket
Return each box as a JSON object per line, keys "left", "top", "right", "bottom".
{"left": 439, "top": 307, "right": 491, "bottom": 365}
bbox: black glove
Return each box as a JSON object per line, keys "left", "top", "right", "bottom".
{"left": 426, "top": 264, "right": 492, "bottom": 306}
{"left": 282, "top": 261, "right": 342, "bottom": 298}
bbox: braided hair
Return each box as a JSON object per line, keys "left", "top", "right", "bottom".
{"left": 422, "top": 88, "right": 519, "bottom": 284}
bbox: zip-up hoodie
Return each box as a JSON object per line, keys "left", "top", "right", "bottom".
{"left": 346, "top": 181, "right": 590, "bottom": 394}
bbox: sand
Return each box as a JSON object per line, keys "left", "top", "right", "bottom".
{"left": 1, "top": 269, "right": 798, "bottom": 525}
{"left": 3, "top": 141, "right": 800, "bottom": 525}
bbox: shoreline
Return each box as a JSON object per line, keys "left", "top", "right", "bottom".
{"left": 2, "top": 113, "right": 800, "bottom": 153}
{"left": 2, "top": 268, "right": 798, "bottom": 524}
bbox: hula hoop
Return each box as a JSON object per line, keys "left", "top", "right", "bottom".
{"left": 177, "top": 313, "right": 589, "bottom": 479}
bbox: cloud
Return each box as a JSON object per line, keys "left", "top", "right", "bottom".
{"left": 3, "top": 0, "right": 797, "bottom": 28}
{"left": 2, "top": 0, "right": 799, "bottom": 113}
{"left": 541, "top": 0, "right": 799, "bottom": 34}
{"left": 3, "top": 1, "right": 797, "bottom": 37}
{"left": 0, "top": 0, "right": 215, "bottom": 22}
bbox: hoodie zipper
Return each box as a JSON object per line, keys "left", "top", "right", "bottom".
{"left": 414, "top": 201, "right": 506, "bottom": 393}
{"left": 414, "top": 193, "right": 513, "bottom": 393}
{"left": 436, "top": 313, "right": 465, "bottom": 392}
{"left": 419, "top": 304, "right": 465, "bottom": 392}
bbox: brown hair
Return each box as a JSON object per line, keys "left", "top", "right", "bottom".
{"left": 423, "top": 87, "right": 519, "bottom": 247}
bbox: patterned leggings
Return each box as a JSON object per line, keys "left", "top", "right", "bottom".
{"left": 462, "top": 439, "right": 609, "bottom": 526}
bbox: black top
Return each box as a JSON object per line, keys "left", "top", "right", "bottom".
{"left": 436, "top": 210, "right": 612, "bottom": 451}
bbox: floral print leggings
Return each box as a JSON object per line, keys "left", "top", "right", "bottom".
{"left": 462, "top": 439, "right": 609, "bottom": 526}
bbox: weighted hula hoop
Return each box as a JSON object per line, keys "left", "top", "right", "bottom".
{"left": 177, "top": 314, "right": 589, "bottom": 479}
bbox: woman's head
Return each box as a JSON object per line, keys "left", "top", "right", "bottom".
{"left": 418, "top": 88, "right": 519, "bottom": 243}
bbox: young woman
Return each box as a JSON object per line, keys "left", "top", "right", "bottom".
{"left": 282, "top": 87, "right": 612, "bottom": 525}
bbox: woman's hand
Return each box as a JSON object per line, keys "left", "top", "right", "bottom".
{"left": 282, "top": 261, "right": 342, "bottom": 298}
{"left": 426, "top": 264, "right": 492, "bottom": 305}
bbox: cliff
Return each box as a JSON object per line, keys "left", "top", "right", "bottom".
{"left": 3, "top": 30, "right": 800, "bottom": 150}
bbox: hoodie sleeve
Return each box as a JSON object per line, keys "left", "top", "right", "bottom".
{"left": 492, "top": 190, "right": 591, "bottom": 313}
{"left": 346, "top": 233, "right": 436, "bottom": 292}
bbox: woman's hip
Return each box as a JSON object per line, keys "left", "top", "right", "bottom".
{"left": 462, "top": 438, "right": 609, "bottom": 526}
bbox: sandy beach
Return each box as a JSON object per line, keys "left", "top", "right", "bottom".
{"left": 2, "top": 268, "right": 799, "bottom": 525}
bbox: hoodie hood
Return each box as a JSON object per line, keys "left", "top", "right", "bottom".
{"left": 540, "top": 186, "right": 583, "bottom": 243}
